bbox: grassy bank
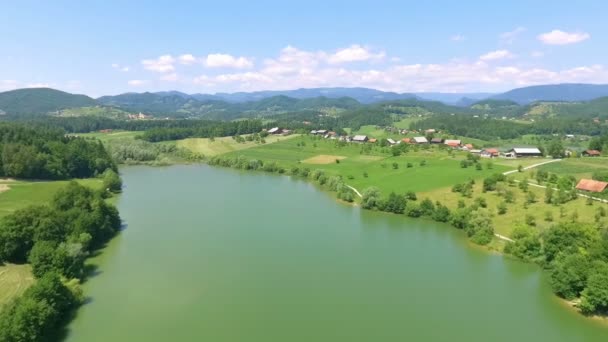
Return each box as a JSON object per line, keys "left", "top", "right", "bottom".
{"left": 0, "top": 264, "right": 34, "bottom": 309}
{"left": 0, "top": 178, "right": 103, "bottom": 219}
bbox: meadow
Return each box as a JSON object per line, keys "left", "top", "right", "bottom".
{"left": 223, "top": 135, "right": 511, "bottom": 194}
{"left": 176, "top": 134, "right": 299, "bottom": 157}
{"left": 0, "top": 178, "right": 103, "bottom": 218}
{"left": 0, "top": 264, "right": 34, "bottom": 309}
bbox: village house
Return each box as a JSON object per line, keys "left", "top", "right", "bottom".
{"left": 352, "top": 135, "right": 369, "bottom": 143}
{"left": 412, "top": 136, "right": 429, "bottom": 144}
{"left": 267, "top": 127, "right": 282, "bottom": 135}
{"left": 430, "top": 137, "right": 444, "bottom": 144}
{"left": 461, "top": 143, "right": 474, "bottom": 151}
{"left": 506, "top": 147, "right": 543, "bottom": 158}
{"left": 282, "top": 129, "right": 292, "bottom": 136}
{"left": 387, "top": 138, "right": 397, "bottom": 145}
{"left": 402, "top": 138, "right": 411, "bottom": 144}
{"left": 316, "top": 129, "right": 328, "bottom": 135}
{"left": 128, "top": 112, "right": 151, "bottom": 120}
{"left": 582, "top": 149, "right": 602, "bottom": 157}
{"left": 576, "top": 179, "right": 608, "bottom": 193}
{"left": 368, "top": 138, "right": 377, "bottom": 143}
{"left": 480, "top": 148, "right": 499, "bottom": 158}
{"left": 425, "top": 129, "right": 437, "bottom": 134}
{"left": 444, "top": 139, "right": 461, "bottom": 148}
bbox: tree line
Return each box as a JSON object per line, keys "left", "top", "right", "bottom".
{"left": 0, "top": 122, "right": 116, "bottom": 179}
{"left": 0, "top": 181, "right": 122, "bottom": 341}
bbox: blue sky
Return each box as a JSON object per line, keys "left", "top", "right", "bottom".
{"left": 1, "top": 0, "right": 607, "bottom": 96}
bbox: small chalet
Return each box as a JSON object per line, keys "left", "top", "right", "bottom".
{"left": 576, "top": 179, "right": 608, "bottom": 193}
{"left": 368, "top": 138, "right": 378, "bottom": 143}
{"left": 316, "top": 129, "right": 328, "bottom": 135}
{"left": 413, "top": 136, "right": 429, "bottom": 144}
{"left": 268, "top": 127, "right": 282, "bottom": 135}
{"left": 583, "top": 150, "right": 602, "bottom": 157}
{"left": 444, "top": 139, "right": 461, "bottom": 148}
{"left": 480, "top": 148, "right": 499, "bottom": 158}
{"left": 462, "top": 143, "right": 474, "bottom": 150}
{"left": 352, "top": 135, "right": 369, "bottom": 143}
{"left": 402, "top": 138, "right": 411, "bottom": 144}
{"left": 507, "top": 147, "right": 543, "bottom": 158}
{"left": 425, "top": 129, "right": 437, "bottom": 134}
{"left": 387, "top": 138, "right": 397, "bottom": 145}
{"left": 430, "top": 137, "right": 444, "bottom": 144}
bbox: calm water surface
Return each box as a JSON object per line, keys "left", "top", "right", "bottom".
{"left": 65, "top": 165, "right": 608, "bottom": 341}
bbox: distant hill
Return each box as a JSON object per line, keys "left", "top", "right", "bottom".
{"left": 523, "top": 96, "right": 608, "bottom": 119}
{"left": 416, "top": 92, "right": 494, "bottom": 105}
{"left": 197, "top": 87, "right": 419, "bottom": 104}
{"left": 0, "top": 88, "right": 97, "bottom": 115}
{"left": 492, "top": 83, "right": 608, "bottom": 104}
{"left": 97, "top": 92, "right": 363, "bottom": 119}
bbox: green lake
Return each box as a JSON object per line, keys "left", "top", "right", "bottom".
{"left": 65, "top": 165, "right": 608, "bottom": 341}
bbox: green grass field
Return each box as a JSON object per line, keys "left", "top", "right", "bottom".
{"left": 0, "top": 264, "right": 34, "bottom": 309}
{"left": 176, "top": 134, "right": 300, "bottom": 157}
{"left": 420, "top": 180, "right": 604, "bottom": 237}
{"left": 535, "top": 157, "right": 608, "bottom": 179}
{"left": 223, "top": 135, "right": 511, "bottom": 194}
{"left": 0, "top": 178, "right": 103, "bottom": 218}
{"left": 80, "top": 130, "right": 141, "bottom": 142}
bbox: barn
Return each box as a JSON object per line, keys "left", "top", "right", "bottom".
{"left": 507, "top": 147, "right": 543, "bottom": 158}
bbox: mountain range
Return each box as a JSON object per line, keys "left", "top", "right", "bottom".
{"left": 1, "top": 83, "right": 608, "bottom": 119}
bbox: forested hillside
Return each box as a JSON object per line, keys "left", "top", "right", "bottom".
{"left": 0, "top": 122, "right": 116, "bottom": 179}
{"left": 0, "top": 88, "right": 97, "bottom": 115}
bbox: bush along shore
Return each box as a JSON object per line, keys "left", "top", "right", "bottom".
{"left": 0, "top": 180, "right": 122, "bottom": 342}
{"left": 206, "top": 154, "right": 608, "bottom": 317}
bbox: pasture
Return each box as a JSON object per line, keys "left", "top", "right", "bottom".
{"left": 0, "top": 178, "right": 103, "bottom": 218}
{"left": 177, "top": 134, "right": 299, "bottom": 157}
{"left": 0, "top": 264, "right": 34, "bottom": 309}
{"left": 419, "top": 180, "right": 605, "bottom": 238}
{"left": 223, "top": 135, "right": 511, "bottom": 194}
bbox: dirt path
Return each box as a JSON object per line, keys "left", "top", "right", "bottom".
{"left": 502, "top": 159, "right": 562, "bottom": 175}
{"left": 346, "top": 185, "right": 362, "bottom": 198}
{"left": 494, "top": 233, "right": 515, "bottom": 242}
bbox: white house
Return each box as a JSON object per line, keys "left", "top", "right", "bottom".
{"left": 412, "top": 136, "right": 429, "bottom": 144}
{"left": 352, "top": 135, "right": 369, "bottom": 143}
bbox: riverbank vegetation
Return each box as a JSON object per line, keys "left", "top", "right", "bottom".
{"left": 0, "top": 122, "right": 122, "bottom": 341}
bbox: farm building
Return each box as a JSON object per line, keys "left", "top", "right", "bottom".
{"left": 368, "top": 138, "right": 377, "bottom": 143}
{"left": 480, "top": 148, "right": 499, "bottom": 158}
{"left": 507, "top": 147, "right": 543, "bottom": 158}
{"left": 430, "top": 137, "right": 444, "bottom": 144}
{"left": 576, "top": 179, "right": 608, "bottom": 193}
{"left": 402, "top": 138, "right": 411, "bottom": 144}
{"left": 470, "top": 149, "right": 482, "bottom": 154}
{"left": 583, "top": 149, "right": 602, "bottom": 157}
{"left": 413, "top": 136, "right": 429, "bottom": 144}
{"left": 462, "top": 143, "right": 474, "bottom": 150}
{"left": 387, "top": 138, "right": 397, "bottom": 145}
{"left": 352, "top": 135, "right": 369, "bottom": 143}
{"left": 444, "top": 139, "right": 461, "bottom": 147}
{"left": 268, "top": 127, "right": 282, "bottom": 134}
{"left": 310, "top": 130, "right": 317, "bottom": 134}
{"left": 425, "top": 129, "right": 437, "bottom": 134}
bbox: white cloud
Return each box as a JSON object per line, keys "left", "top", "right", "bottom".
{"left": 479, "top": 49, "right": 515, "bottom": 61}
{"left": 160, "top": 73, "right": 179, "bottom": 82}
{"left": 538, "top": 30, "right": 590, "bottom": 45}
{"left": 26, "top": 83, "right": 51, "bottom": 88}
{"left": 128, "top": 80, "right": 148, "bottom": 86}
{"left": 133, "top": 45, "right": 608, "bottom": 93}
{"left": 178, "top": 54, "right": 198, "bottom": 65}
{"left": 451, "top": 34, "right": 466, "bottom": 42}
{"left": 205, "top": 54, "right": 253, "bottom": 69}
{"left": 500, "top": 27, "right": 526, "bottom": 44}
{"left": 111, "top": 63, "right": 130, "bottom": 72}
{"left": 142, "top": 55, "right": 175, "bottom": 73}
{"left": 327, "top": 45, "right": 385, "bottom": 64}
